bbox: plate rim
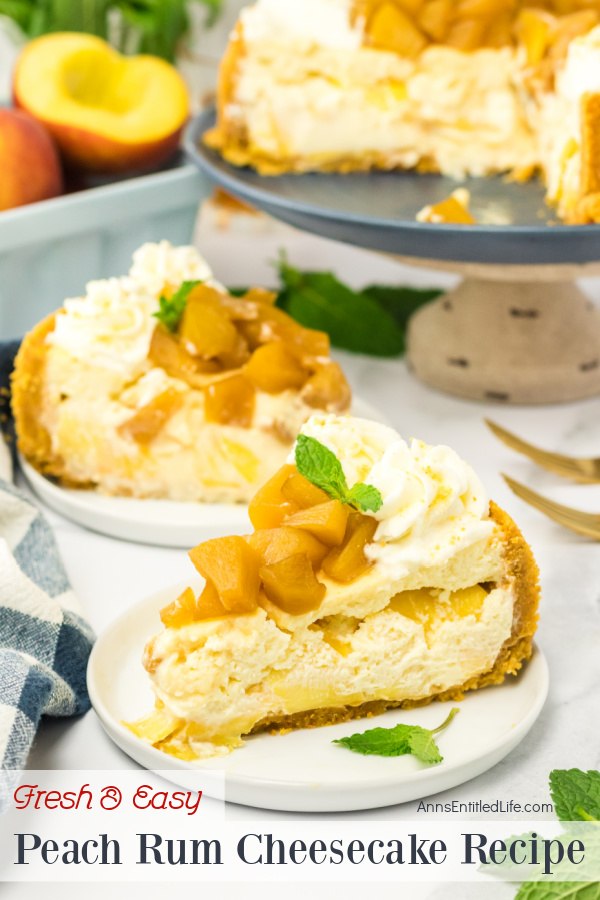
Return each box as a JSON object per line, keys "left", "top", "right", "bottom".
{"left": 87, "top": 582, "right": 550, "bottom": 805}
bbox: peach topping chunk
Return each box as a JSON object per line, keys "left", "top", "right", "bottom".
{"left": 119, "top": 388, "right": 183, "bottom": 444}
{"left": 188, "top": 535, "right": 261, "bottom": 614}
{"left": 285, "top": 500, "right": 349, "bottom": 546}
{"left": 203, "top": 373, "right": 256, "bottom": 428}
{"left": 260, "top": 553, "right": 326, "bottom": 614}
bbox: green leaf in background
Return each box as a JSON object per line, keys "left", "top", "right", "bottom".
{"left": 550, "top": 770, "right": 600, "bottom": 823}
{"left": 333, "top": 708, "right": 459, "bottom": 764}
{"left": 276, "top": 257, "right": 440, "bottom": 357}
{"left": 363, "top": 284, "right": 443, "bottom": 330}
{"left": 515, "top": 883, "right": 600, "bottom": 899}
{"left": 277, "top": 259, "right": 406, "bottom": 357}
{"left": 0, "top": 0, "right": 223, "bottom": 60}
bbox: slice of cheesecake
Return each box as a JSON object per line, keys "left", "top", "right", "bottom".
{"left": 12, "top": 242, "right": 350, "bottom": 504}
{"left": 130, "top": 415, "right": 540, "bottom": 761}
{"left": 206, "top": 0, "right": 600, "bottom": 223}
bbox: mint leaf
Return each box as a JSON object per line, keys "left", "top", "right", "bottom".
{"left": 347, "top": 482, "right": 383, "bottom": 514}
{"left": 278, "top": 260, "right": 406, "bottom": 357}
{"left": 295, "top": 435, "right": 383, "bottom": 514}
{"left": 294, "top": 435, "right": 348, "bottom": 501}
{"left": 333, "top": 708, "right": 459, "bottom": 765}
{"left": 154, "top": 280, "right": 202, "bottom": 332}
{"left": 550, "top": 770, "right": 600, "bottom": 823}
{"left": 516, "top": 883, "right": 600, "bottom": 899}
{"left": 363, "top": 285, "right": 441, "bottom": 330}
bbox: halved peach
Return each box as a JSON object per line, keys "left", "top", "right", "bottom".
{"left": 285, "top": 500, "right": 349, "bottom": 546}
{"left": 14, "top": 33, "right": 189, "bottom": 174}
{"left": 188, "top": 535, "right": 260, "bottom": 613}
{"left": 248, "top": 464, "right": 298, "bottom": 530}
{"left": 260, "top": 553, "right": 326, "bottom": 614}
{"left": 245, "top": 342, "right": 307, "bottom": 393}
{"left": 301, "top": 362, "right": 352, "bottom": 412}
{"left": 203, "top": 373, "right": 256, "bottom": 427}
{"left": 281, "top": 471, "right": 329, "bottom": 509}
{"left": 160, "top": 587, "right": 198, "bottom": 629}
{"left": 118, "top": 388, "right": 183, "bottom": 444}
{"left": 321, "top": 513, "right": 378, "bottom": 583}
{"left": 248, "top": 526, "right": 328, "bottom": 568}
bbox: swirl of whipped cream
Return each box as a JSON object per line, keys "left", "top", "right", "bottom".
{"left": 295, "top": 415, "right": 495, "bottom": 577}
{"left": 129, "top": 241, "right": 216, "bottom": 296}
{"left": 48, "top": 277, "right": 158, "bottom": 375}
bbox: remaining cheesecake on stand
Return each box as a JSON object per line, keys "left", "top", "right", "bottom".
{"left": 206, "top": 0, "right": 600, "bottom": 223}
{"left": 12, "top": 242, "right": 350, "bottom": 504}
{"left": 129, "top": 415, "right": 540, "bottom": 761}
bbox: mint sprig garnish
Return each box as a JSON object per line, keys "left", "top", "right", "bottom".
{"left": 154, "top": 280, "right": 202, "bottom": 332}
{"left": 550, "top": 770, "right": 600, "bottom": 823}
{"left": 294, "top": 435, "right": 383, "bottom": 514}
{"left": 333, "top": 708, "right": 459, "bottom": 764}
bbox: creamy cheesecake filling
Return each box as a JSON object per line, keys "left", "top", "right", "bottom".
{"left": 141, "top": 582, "right": 514, "bottom": 759}
{"left": 130, "top": 416, "right": 535, "bottom": 761}
{"left": 20, "top": 242, "right": 350, "bottom": 503}
{"left": 228, "top": 41, "right": 538, "bottom": 178}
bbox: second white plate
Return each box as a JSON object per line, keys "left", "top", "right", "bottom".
{"left": 21, "top": 397, "right": 385, "bottom": 547}
{"left": 88, "top": 585, "right": 549, "bottom": 813}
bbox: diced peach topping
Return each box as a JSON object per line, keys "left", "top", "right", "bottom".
{"left": 248, "top": 464, "right": 298, "bottom": 529}
{"left": 301, "top": 362, "right": 352, "bottom": 412}
{"left": 245, "top": 342, "right": 307, "bottom": 393}
{"left": 260, "top": 553, "right": 326, "bottom": 614}
{"left": 188, "top": 535, "right": 261, "bottom": 613}
{"left": 196, "top": 581, "right": 229, "bottom": 619}
{"left": 203, "top": 373, "right": 256, "bottom": 427}
{"left": 160, "top": 586, "right": 198, "bottom": 629}
{"left": 285, "top": 500, "right": 349, "bottom": 546}
{"left": 281, "top": 471, "right": 329, "bottom": 508}
{"left": 321, "top": 512, "right": 378, "bottom": 583}
{"left": 149, "top": 325, "right": 219, "bottom": 384}
{"left": 247, "top": 526, "right": 329, "bottom": 568}
{"left": 119, "top": 388, "right": 183, "bottom": 444}
{"left": 179, "top": 286, "right": 239, "bottom": 359}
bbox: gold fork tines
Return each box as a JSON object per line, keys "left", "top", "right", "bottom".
{"left": 486, "top": 419, "right": 600, "bottom": 484}
{"left": 502, "top": 474, "right": 600, "bottom": 540}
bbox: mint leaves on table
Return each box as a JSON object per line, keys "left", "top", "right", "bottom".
{"left": 515, "top": 882, "right": 600, "bottom": 899}
{"left": 275, "top": 257, "right": 441, "bottom": 358}
{"left": 333, "top": 708, "right": 459, "bottom": 764}
{"left": 154, "top": 280, "right": 201, "bottom": 332}
{"left": 295, "top": 435, "right": 383, "bottom": 514}
{"left": 550, "top": 770, "right": 600, "bottom": 823}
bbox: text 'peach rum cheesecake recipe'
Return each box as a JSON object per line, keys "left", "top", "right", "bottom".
{"left": 12, "top": 242, "right": 351, "bottom": 504}
{"left": 207, "top": 0, "right": 600, "bottom": 223}
{"left": 129, "top": 416, "right": 540, "bottom": 761}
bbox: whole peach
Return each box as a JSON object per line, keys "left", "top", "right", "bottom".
{"left": 0, "top": 108, "right": 63, "bottom": 211}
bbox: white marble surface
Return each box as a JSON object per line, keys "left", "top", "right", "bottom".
{"left": 7, "top": 221, "right": 600, "bottom": 900}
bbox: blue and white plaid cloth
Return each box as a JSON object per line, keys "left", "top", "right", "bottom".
{"left": 0, "top": 342, "right": 94, "bottom": 771}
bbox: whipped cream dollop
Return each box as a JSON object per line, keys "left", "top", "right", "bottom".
{"left": 47, "top": 242, "right": 216, "bottom": 376}
{"left": 241, "top": 0, "right": 363, "bottom": 50}
{"left": 295, "top": 415, "right": 496, "bottom": 577}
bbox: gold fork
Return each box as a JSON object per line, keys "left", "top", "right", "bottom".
{"left": 502, "top": 474, "right": 600, "bottom": 540}
{"left": 486, "top": 419, "right": 600, "bottom": 484}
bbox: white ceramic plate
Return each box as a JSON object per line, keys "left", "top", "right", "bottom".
{"left": 88, "top": 585, "right": 549, "bottom": 813}
{"left": 20, "top": 398, "right": 386, "bottom": 547}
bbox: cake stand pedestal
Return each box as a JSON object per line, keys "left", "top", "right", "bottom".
{"left": 186, "top": 110, "right": 600, "bottom": 405}
{"left": 400, "top": 258, "right": 600, "bottom": 404}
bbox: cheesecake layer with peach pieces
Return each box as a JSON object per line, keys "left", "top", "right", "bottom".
{"left": 129, "top": 415, "right": 540, "bottom": 761}
{"left": 12, "top": 242, "right": 350, "bottom": 503}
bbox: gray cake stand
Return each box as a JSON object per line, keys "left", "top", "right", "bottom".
{"left": 185, "top": 110, "right": 600, "bottom": 404}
